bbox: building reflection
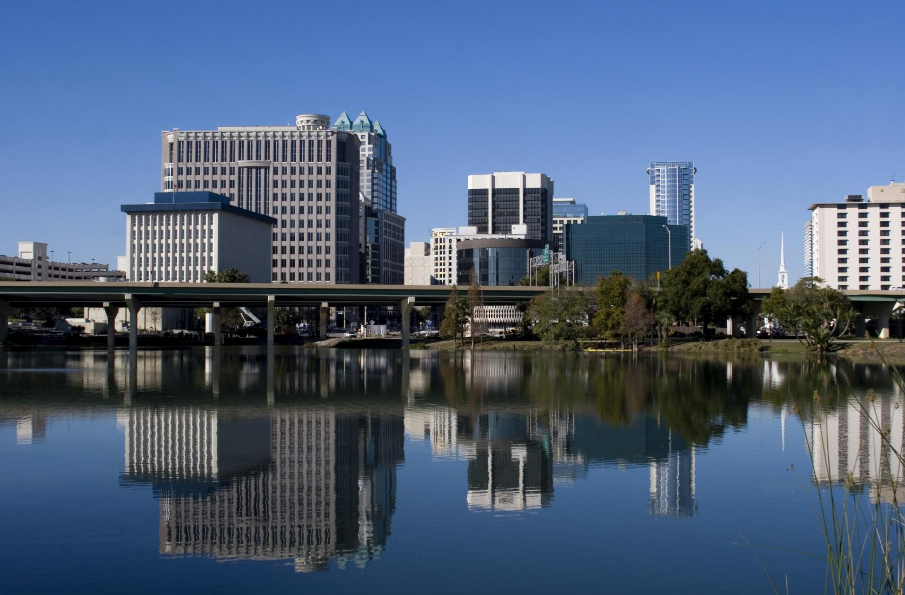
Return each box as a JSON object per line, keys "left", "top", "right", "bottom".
{"left": 121, "top": 406, "right": 404, "bottom": 571}
{"left": 807, "top": 397, "right": 905, "bottom": 503}
{"left": 405, "top": 405, "right": 696, "bottom": 517}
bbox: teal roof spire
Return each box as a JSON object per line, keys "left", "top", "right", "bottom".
{"left": 333, "top": 111, "right": 352, "bottom": 131}
{"left": 373, "top": 120, "right": 386, "bottom": 136}
{"left": 352, "top": 110, "right": 373, "bottom": 133}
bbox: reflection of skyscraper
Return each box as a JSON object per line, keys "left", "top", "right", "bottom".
{"left": 15, "top": 413, "right": 47, "bottom": 444}
{"left": 648, "top": 431, "right": 697, "bottom": 518}
{"left": 459, "top": 412, "right": 554, "bottom": 511}
{"left": 135, "top": 407, "right": 405, "bottom": 571}
{"left": 808, "top": 399, "right": 905, "bottom": 503}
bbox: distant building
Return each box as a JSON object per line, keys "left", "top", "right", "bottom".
{"left": 160, "top": 113, "right": 362, "bottom": 284}
{"left": 467, "top": 172, "right": 554, "bottom": 245}
{"left": 0, "top": 241, "right": 125, "bottom": 282}
{"left": 805, "top": 182, "right": 905, "bottom": 290}
{"left": 803, "top": 220, "right": 814, "bottom": 278}
{"left": 334, "top": 111, "right": 404, "bottom": 285}
{"left": 565, "top": 214, "right": 688, "bottom": 284}
{"left": 648, "top": 161, "right": 696, "bottom": 248}
{"left": 552, "top": 198, "right": 588, "bottom": 252}
{"left": 404, "top": 241, "right": 432, "bottom": 285}
{"left": 456, "top": 235, "right": 543, "bottom": 286}
{"left": 430, "top": 228, "right": 458, "bottom": 286}
{"left": 121, "top": 192, "right": 274, "bottom": 283}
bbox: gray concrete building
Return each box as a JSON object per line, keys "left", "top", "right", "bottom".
{"left": 160, "top": 114, "right": 361, "bottom": 284}
{"left": 0, "top": 241, "right": 125, "bottom": 282}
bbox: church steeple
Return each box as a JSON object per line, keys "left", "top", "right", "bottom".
{"left": 777, "top": 232, "right": 789, "bottom": 289}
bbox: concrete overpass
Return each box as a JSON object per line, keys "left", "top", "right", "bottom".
{"left": 1, "top": 282, "right": 903, "bottom": 347}
{"left": 0, "top": 282, "right": 547, "bottom": 348}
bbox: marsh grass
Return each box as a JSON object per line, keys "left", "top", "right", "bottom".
{"left": 779, "top": 341, "right": 905, "bottom": 594}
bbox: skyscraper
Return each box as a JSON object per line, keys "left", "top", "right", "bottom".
{"left": 552, "top": 198, "right": 588, "bottom": 252}
{"left": 467, "top": 172, "right": 554, "bottom": 245}
{"left": 160, "top": 113, "right": 361, "bottom": 284}
{"left": 803, "top": 220, "right": 813, "bottom": 278}
{"left": 333, "top": 111, "right": 405, "bottom": 284}
{"left": 777, "top": 232, "right": 789, "bottom": 289}
{"left": 647, "top": 161, "right": 696, "bottom": 248}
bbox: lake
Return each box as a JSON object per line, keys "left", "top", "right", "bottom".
{"left": 1, "top": 347, "right": 902, "bottom": 594}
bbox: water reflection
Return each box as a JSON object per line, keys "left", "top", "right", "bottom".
{"left": 3, "top": 347, "right": 905, "bottom": 573}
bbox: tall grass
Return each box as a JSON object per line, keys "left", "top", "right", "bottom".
{"left": 796, "top": 343, "right": 905, "bottom": 594}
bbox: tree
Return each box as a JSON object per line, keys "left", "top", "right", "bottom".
{"left": 593, "top": 271, "right": 631, "bottom": 341}
{"left": 621, "top": 286, "right": 655, "bottom": 351}
{"left": 440, "top": 286, "right": 469, "bottom": 347}
{"left": 527, "top": 287, "right": 591, "bottom": 345}
{"left": 762, "top": 277, "right": 857, "bottom": 353}
{"left": 660, "top": 248, "right": 752, "bottom": 339}
{"left": 274, "top": 308, "right": 299, "bottom": 335}
{"left": 204, "top": 269, "right": 250, "bottom": 283}
{"left": 467, "top": 269, "right": 487, "bottom": 348}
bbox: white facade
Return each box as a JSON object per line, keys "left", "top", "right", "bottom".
{"left": 777, "top": 233, "right": 789, "bottom": 289}
{"left": 807, "top": 183, "right": 905, "bottom": 290}
{"left": 429, "top": 225, "right": 528, "bottom": 287}
{"left": 124, "top": 205, "right": 273, "bottom": 283}
{"left": 404, "top": 241, "right": 432, "bottom": 285}
{"left": 0, "top": 241, "right": 125, "bottom": 282}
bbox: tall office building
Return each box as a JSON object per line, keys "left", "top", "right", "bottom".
{"left": 803, "top": 220, "right": 814, "bottom": 278}
{"left": 647, "top": 162, "right": 696, "bottom": 248}
{"left": 467, "top": 172, "right": 554, "bottom": 245}
{"left": 551, "top": 198, "right": 588, "bottom": 252}
{"left": 806, "top": 182, "right": 905, "bottom": 290}
{"left": 333, "top": 111, "right": 404, "bottom": 284}
{"left": 160, "top": 113, "right": 361, "bottom": 284}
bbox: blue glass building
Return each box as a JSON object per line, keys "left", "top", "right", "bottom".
{"left": 647, "top": 162, "right": 695, "bottom": 248}
{"left": 565, "top": 215, "right": 688, "bottom": 284}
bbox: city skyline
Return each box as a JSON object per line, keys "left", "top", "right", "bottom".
{"left": 1, "top": 2, "right": 904, "bottom": 286}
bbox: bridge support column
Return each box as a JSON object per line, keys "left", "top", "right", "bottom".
{"left": 319, "top": 303, "right": 329, "bottom": 340}
{"left": 0, "top": 299, "right": 9, "bottom": 344}
{"left": 212, "top": 302, "right": 222, "bottom": 346}
{"left": 746, "top": 312, "right": 759, "bottom": 339}
{"left": 125, "top": 295, "right": 142, "bottom": 350}
{"left": 726, "top": 316, "right": 741, "bottom": 338}
{"left": 400, "top": 297, "right": 415, "bottom": 348}
{"left": 267, "top": 296, "right": 275, "bottom": 350}
{"left": 103, "top": 302, "right": 119, "bottom": 351}
{"left": 862, "top": 301, "right": 894, "bottom": 339}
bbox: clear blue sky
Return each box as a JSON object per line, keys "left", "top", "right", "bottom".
{"left": 1, "top": 0, "right": 903, "bottom": 285}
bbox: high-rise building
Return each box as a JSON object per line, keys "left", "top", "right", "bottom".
{"left": 777, "top": 233, "right": 789, "bottom": 289}
{"left": 333, "top": 111, "right": 405, "bottom": 284}
{"left": 647, "top": 162, "right": 696, "bottom": 248}
{"left": 552, "top": 198, "right": 588, "bottom": 253}
{"left": 403, "top": 242, "right": 432, "bottom": 285}
{"left": 565, "top": 214, "right": 688, "bottom": 284}
{"left": 803, "top": 220, "right": 814, "bottom": 278}
{"left": 806, "top": 182, "right": 905, "bottom": 290}
{"left": 160, "top": 113, "right": 361, "bottom": 284}
{"left": 429, "top": 228, "right": 458, "bottom": 286}
{"left": 467, "top": 172, "right": 554, "bottom": 245}
{"left": 121, "top": 192, "right": 274, "bottom": 283}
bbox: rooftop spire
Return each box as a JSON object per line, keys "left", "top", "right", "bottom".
{"left": 777, "top": 232, "right": 789, "bottom": 289}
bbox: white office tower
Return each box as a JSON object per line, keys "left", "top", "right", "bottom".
{"left": 648, "top": 161, "right": 696, "bottom": 249}
{"left": 777, "top": 233, "right": 789, "bottom": 289}
{"left": 806, "top": 182, "right": 905, "bottom": 290}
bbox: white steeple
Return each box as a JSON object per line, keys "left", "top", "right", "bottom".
{"left": 777, "top": 232, "right": 789, "bottom": 289}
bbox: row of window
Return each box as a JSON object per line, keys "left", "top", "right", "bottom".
{"left": 272, "top": 232, "right": 332, "bottom": 242}
{"left": 274, "top": 245, "right": 330, "bottom": 255}
{"left": 273, "top": 259, "right": 331, "bottom": 268}
{"left": 272, "top": 272, "right": 332, "bottom": 282}
{"left": 173, "top": 139, "right": 333, "bottom": 164}
{"left": 837, "top": 220, "right": 899, "bottom": 227}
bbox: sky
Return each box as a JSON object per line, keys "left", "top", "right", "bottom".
{"left": 1, "top": 0, "right": 903, "bottom": 285}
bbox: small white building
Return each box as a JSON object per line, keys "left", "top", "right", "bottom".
{"left": 404, "top": 242, "right": 433, "bottom": 285}
{"left": 0, "top": 241, "right": 126, "bottom": 282}
{"left": 121, "top": 191, "right": 275, "bottom": 283}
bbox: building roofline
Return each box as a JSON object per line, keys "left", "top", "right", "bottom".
{"left": 120, "top": 202, "right": 276, "bottom": 225}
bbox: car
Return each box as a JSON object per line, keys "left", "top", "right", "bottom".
{"left": 343, "top": 332, "right": 355, "bottom": 338}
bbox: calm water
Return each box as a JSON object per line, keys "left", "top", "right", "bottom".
{"left": 1, "top": 347, "right": 902, "bottom": 594}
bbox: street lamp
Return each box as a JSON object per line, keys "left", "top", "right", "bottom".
{"left": 662, "top": 225, "right": 672, "bottom": 270}
{"left": 67, "top": 251, "right": 72, "bottom": 263}
{"left": 757, "top": 242, "right": 766, "bottom": 288}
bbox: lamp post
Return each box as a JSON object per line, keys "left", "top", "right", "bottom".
{"left": 662, "top": 225, "right": 672, "bottom": 270}
{"left": 67, "top": 251, "right": 72, "bottom": 264}
{"left": 757, "top": 242, "right": 766, "bottom": 288}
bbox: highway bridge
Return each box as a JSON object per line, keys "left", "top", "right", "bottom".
{"left": 1, "top": 282, "right": 902, "bottom": 348}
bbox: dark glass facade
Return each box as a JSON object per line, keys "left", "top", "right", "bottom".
{"left": 456, "top": 239, "right": 544, "bottom": 286}
{"left": 565, "top": 215, "right": 688, "bottom": 284}
{"left": 467, "top": 187, "right": 552, "bottom": 244}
